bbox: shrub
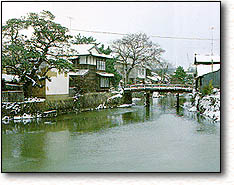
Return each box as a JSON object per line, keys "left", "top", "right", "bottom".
{"left": 71, "top": 76, "right": 96, "bottom": 94}
{"left": 202, "top": 80, "right": 213, "bottom": 96}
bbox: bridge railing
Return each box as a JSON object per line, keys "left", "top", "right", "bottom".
{"left": 124, "top": 84, "right": 193, "bottom": 89}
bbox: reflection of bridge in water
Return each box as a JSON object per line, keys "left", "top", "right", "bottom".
{"left": 123, "top": 84, "right": 194, "bottom": 108}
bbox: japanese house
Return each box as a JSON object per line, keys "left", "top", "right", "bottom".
{"left": 68, "top": 44, "right": 114, "bottom": 95}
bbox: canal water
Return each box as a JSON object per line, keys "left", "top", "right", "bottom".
{"left": 2, "top": 96, "right": 220, "bottom": 172}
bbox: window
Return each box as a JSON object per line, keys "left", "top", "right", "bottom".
{"left": 97, "top": 60, "right": 105, "bottom": 70}
{"left": 138, "top": 68, "right": 145, "bottom": 77}
{"left": 74, "top": 59, "right": 79, "bottom": 68}
{"left": 100, "top": 77, "right": 109, "bottom": 88}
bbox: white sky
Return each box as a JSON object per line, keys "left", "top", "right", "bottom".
{"left": 2, "top": 1, "right": 220, "bottom": 69}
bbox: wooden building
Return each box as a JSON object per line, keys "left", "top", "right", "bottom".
{"left": 68, "top": 44, "right": 114, "bottom": 94}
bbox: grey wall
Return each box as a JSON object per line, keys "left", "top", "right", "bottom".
{"left": 201, "top": 69, "right": 220, "bottom": 89}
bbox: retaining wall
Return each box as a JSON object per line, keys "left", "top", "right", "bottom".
{"left": 2, "top": 92, "right": 123, "bottom": 118}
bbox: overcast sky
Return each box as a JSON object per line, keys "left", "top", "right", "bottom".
{"left": 2, "top": 2, "right": 220, "bottom": 69}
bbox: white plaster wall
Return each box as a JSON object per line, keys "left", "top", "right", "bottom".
{"left": 79, "top": 56, "right": 86, "bottom": 64}
{"left": 45, "top": 70, "right": 69, "bottom": 95}
{"left": 90, "top": 47, "right": 99, "bottom": 55}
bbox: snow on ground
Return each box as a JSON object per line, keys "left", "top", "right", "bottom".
{"left": 95, "top": 103, "right": 107, "bottom": 110}
{"left": 117, "top": 104, "right": 133, "bottom": 108}
{"left": 152, "top": 92, "right": 160, "bottom": 98}
{"left": 183, "top": 88, "right": 220, "bottom": 121}
{"left": 2, "top": 74, "right": 19, "bottom": 82}
{"left": 2, "top": 97, "right": 46, "bottom": 124}
{"left": 132, "top": 98, "right": 141, "bottom": 101}
{"left": 24, "top": 97, "right": 45, "bottom": 103}
{"left": 108, "top": 94, "right": 122, "bottom": 100}
{"left": 96, "top": 93, "right": 123, "bottom": 110}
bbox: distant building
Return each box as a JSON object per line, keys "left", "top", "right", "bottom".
{"left": 147, "top": 72, "right": 170, "bottom": 84}
{"left": 114, "top": 60, "right": 147, "bottom": 84}
{"left": 194, "top": 54, "right": 220, "bottom": 90}
{"left": 129, "top": 65, "right": 147, "bottom": 84}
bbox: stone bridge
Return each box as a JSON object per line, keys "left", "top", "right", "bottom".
{"left": 123, "top": 84, "right": 193, "bottom": 107}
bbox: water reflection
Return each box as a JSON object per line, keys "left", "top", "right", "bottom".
{"left": 2, "top": 95, "right": 220, "bottom": 172}
{"left": 2, "top": 132, "right": 47, "bottom": 172}
{"left": 145, "top": 106, "right": 150, "bottom": 120}
{"left": 2, "top": 95, "right": 218, "bottom": 135}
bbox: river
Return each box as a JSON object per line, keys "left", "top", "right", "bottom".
{"left": 2, "top": 95, "right": 220, "bottom": 172}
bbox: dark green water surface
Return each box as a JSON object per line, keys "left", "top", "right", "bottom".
{"left": 2, "top": 96, "right": 220, "bottom": 172}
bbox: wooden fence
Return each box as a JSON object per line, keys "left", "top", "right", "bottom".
{"left": 2, "top": 91, "right": 24, "bottom": 102}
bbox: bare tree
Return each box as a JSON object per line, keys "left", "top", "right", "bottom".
{"left": 111, "top": 33, "right": 164, "bottom": 84}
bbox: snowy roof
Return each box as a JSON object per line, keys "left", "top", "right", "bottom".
{"left": 195, "top": 55, "right": 220, "bottom": 64}
{"left": 2, "top": 74, "right": 19, "bottom": 82}
{"left": 147, "top": 76, "right": 161, "bottom": 81}
{"left": 151, "top": 72, "right": 160, "bottom": 77}
{"left": 96, "top": 72, "right": 114, "bottom": 77}
{"left": 70, "top": 44, "right": 95, "bottom": 55}
{"left": 150, "top": 72, "right": 163, "bottom": 80}
{"left": 68, "top": 56, "right": 79, "bottom": 60}
{"left": 196, "top": 64, "right": 220, "bottom": 77}
{"left": 70, "top": 44, "right": 113, "bottom": 59}
{"left": 68, "top": 69, "right": 89, "bottom": 76}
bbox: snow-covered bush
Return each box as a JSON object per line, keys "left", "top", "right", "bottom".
{"left": 184, "top": 88, "right": 220, "bottom": 121}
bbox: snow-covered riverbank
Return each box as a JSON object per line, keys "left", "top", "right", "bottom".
{"left": 183, "top": 89, "right": 220, "bottom": 121}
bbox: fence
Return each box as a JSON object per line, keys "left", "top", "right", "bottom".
{"left": 2, "top": 91, "right": 24, "bottom": 102}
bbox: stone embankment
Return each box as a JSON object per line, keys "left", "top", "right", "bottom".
{"left": 183, "top": 89, "right": 220, "bottom": 121}
{"left": 2, "top": 92, "right": 124, "bottom": 123}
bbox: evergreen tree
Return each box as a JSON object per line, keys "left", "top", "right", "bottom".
{"left": 105, "top": 59, "right": 122, "bottom": 88}
{"left": 171, "top": 66, "right": 187, "bottom": 84}
{"left": 99, "top": 44, "right": 112, "bottom": 55}
{"left": 72, "top": 33, "right": 97, "bottom": 44}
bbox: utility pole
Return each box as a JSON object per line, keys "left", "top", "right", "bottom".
{"left": 211, "top": 26, "right": 214, "bottom": 56}
{"left": 211, "top": 26, "right": 214, "bottom": 71}
{"left": 187, "top": 53, "right": 190, "bottom": 67}
{"left": 67, "top": 16, "right": 74, "bottom": 33}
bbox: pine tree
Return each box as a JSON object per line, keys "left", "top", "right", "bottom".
{"left": 2, "top": 11, "right": 73, "bottom": 97}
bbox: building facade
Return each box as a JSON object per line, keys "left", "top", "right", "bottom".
{"left": 68, "top": 44, "right": 114, "bottom": 95}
